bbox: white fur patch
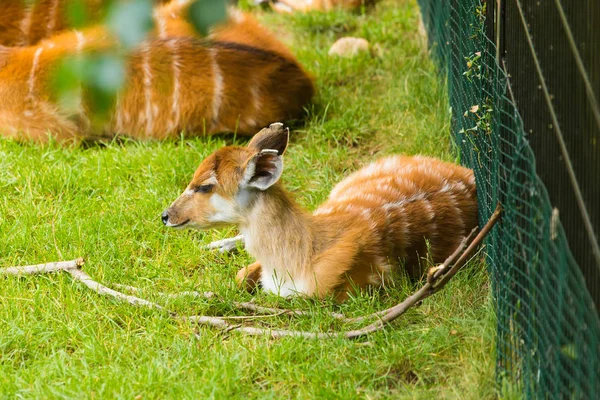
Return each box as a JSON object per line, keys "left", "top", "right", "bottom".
{"left": 260, "top": 269, "right": 310, "bottom": 297}
{"left": 210, "top": 49, "right": 223, "bottom": 128}
{"left": 28, "top": 47, "right": 44, "bottom": 101}
{"left": 46, "top": 0, "right": 59, "bottom": 37}
{"left": 208, "top": 193, "right": 238, "bottom": 223}
{"left": 169, "top": 39, "right": 181, "bottom": 132}
{"left": 154, "top": 9, "right": 167, "bottom": 39}
{"left": 19, "top": 3, "right": 34, "bottom": 45}
{"left": 75, "top": 31, "right": 85, "bottom": 54}
{"left": 182, "top": 188, "right": 196, "bottom": 198}
{"left": 201, "top": 176, "right": 218, "bottom": 186}
{"left": 141, "top": 43, "right": 154, "bottom": 134}
{"left": 227, "top": 7, "right": 245, "bottom": 23}
{"left": 115, "top": 97, "right": 124, "bottom": 132}
{"left": 313, "top": 207, "right": 334, "bottom": 215}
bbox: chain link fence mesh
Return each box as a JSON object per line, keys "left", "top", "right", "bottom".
{"left": 417, "top": 0, "right": 600, "bottom": 397}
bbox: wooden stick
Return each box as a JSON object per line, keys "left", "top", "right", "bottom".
{"left": 0, "top": 258, "right": 84, "bottom": 275}
{"left": 109, "top": 284, "right": 344, "bottom": 320}
{"left": 112, "top": 283, "right": 348, "bottom": 321}
{"left": 233, "top": 301, "right": 348, "bottom": 320}
{"left": 66, "top": 269, "right": 167, "bottom": 311}
{"left": 0, "top": 203, "right": 502, "bottom": 340}
{"left": 431, "top": 204, "right": 502, "bottom": 290}
{"left": 429, "top": 227, "right": 478, "bottom": 281}
{"left": 111, "top": 283, "right": 215, "bottom": 299}
{"left": 183, "top": 315, "right": 335, "bottom": 338}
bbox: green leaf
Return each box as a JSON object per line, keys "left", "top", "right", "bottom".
{"left": 107, "top": 0, "right": 154, "bottom": 49}
{"left": 85, "top": 54, "right": 126, "bottom": 93}
{"left": 83, "top": 54, "right": 126, "bottom": 117}
{"left": 65, "top": 0, "right": 90, "bottom": 29}
{"left": 50, "top": 56, "right": 85, "bottom": 115}
{"left": 188, "top": 0, "right": 228, "bottom": 36}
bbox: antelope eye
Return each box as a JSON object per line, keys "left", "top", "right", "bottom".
{"left": 195, "top": 184, "right": 214, "bottom": 193}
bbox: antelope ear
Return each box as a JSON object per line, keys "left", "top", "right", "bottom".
{"left": 242, "top": 149, "right": 283, "bottom": 190}
{"left": 247, "top": 122, "right": 289, "bottom": 155}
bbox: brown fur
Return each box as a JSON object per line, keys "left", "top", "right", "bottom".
{"left": 0, "top": 0, "right": 175, "bottom": 47}
{"left": 163, "top": 124, "right": 478, "bottom": 301}
{"left": 0, "top": 2, "right": 314, "bottom": 143}
{"left": 268, "top": 0, "right": 374, "bottom": 13}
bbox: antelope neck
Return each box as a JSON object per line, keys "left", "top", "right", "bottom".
{"left": 238, "top": 186, "right": 316, "bottom": 288}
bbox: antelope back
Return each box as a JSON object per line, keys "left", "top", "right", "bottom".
{"left": 0, "top": 0, "right": 180, "bottom": 47}
{"left": 316, "top": 156, "right": 478, "bottom": 275}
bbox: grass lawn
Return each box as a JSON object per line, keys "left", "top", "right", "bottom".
{"left": 0, "top": 0, "right": 496, "bottom": 398}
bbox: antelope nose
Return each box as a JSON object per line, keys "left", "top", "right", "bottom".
{"left": 161, "top": 211, "right": 169, "bottom": 225}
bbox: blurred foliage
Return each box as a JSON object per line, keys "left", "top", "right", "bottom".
{"left": 188, "top": 0, "right": 228, "bottom": 36}
{"left": 52, "top": 0, "right": 228, "bottom": 126}
{"left": 107, "top": 0, "right": 155, "bottom": 50}
{"left": 66, "top": 0, "right": 95, "bottom": 28}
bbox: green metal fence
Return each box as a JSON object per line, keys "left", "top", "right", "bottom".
{"left": 417, "top": 0, "right": 600, "bottom": 397}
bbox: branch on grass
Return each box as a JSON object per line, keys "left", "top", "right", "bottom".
{"left": 233, "top": 301, "right": 348, "bottom": 321}
{"left": 347, "top": 229, "right": 477, "bottom": 325}
{"left": 66, "top": 269, "right": 167, "bottom": 311}
{"left": 111, "top": 283, "right": 215, "bottom": 300}
{"left": 340, "top": 203, "right": 503, "bottom": 339}
{"left": 0, "top": 203, "right": 502, "bottom": 339}
{"left": 185, "top": 202, "right": 501, "bottom": 339}
{"left": 0, "top": 258, "right": 84, "bottom": 276}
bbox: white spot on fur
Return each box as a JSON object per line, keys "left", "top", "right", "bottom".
{"left": 382, "top": 192, "right": 427, "bottom": 210}
{"left": 260, "top": 269, "right": 310, "bottom": 297}
{"left": 227, "top": 7, "right": 245, "bottom": 23}
{"left": 141, "top": 43, "right": 154, "bottom": 134}
{"left": 154, "top": 9, "right": 167, "bottom": 38}
{"left": 114, "top": 97, "right": 124, "bottom": 132}
{"left": 423, "top": 199, "right": 435, "bottom": 221}
{"left": 313, "top": 207, "right": 334, "bottom": 216}
{"left": 75, "top": 31, "right": 85, "bottom": 54}
{"left": 19, "top": 2, "right": 34, "bottom": 45}
{"left": 439, "top": 182, "right": 453, "bottom": 193}
{"left": 202, "top": 175, "right": 218, "bottom": 186}
{"left": 360, "top": 208, "right": 378, "bottom": 231}
{"left": 208, "top": 193, "right": 238, "bottom": 223}
{"left": 250, "top": 83, "right": 261, "bottom": 124}
{"left": 28, "top": 47, "right": 43, "bottom": 101}
{"left": 46, "top": 0, "right": 60, "bottom": 37}
{"left": 168, "top": 39, "right": 181, "bottom": 132}
{"left": 210, "top": 49, "right": 223, "bottom": 128}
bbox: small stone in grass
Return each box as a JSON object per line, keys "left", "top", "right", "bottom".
{"left": 329, "top": 37, "right": 370, "bottom": 58}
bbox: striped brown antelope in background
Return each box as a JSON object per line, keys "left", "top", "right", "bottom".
{"left": 0, "top": 0, "right": 178, "bottom": 47}
{"left": 262, "top": 0, "right": 376, "bottom": 13}
{"left": 0, "top": 1, "right": 315, "bottom": 142}
{"left": 162, "top": 123, "right": 478, "bottom": 301}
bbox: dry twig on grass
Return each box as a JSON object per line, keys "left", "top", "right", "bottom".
{"left": 0, "top": 203, "right": 502, "bottom": 339}
{"left": 0, "top": 258, "right": 84, "bottom": 276}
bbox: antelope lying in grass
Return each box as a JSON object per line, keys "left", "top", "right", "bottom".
{"left": 162, "top": 123, "right": 478, "bottom": 301}
{"left": 0, "top": 1, "right": 314, "bottom": 142}
{"left": 260, "top": 0, "right": 376, "bottom": 13}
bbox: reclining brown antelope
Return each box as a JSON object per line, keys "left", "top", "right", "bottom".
{"left": 162, "top": 123, "right": 478, "bottom": 301}
{"left": 0, "top": 0, "right": 314, "bottom": 143}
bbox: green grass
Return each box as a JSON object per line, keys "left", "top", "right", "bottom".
{"left": 0, "top": 0, "right": 496, "bottom": 398}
